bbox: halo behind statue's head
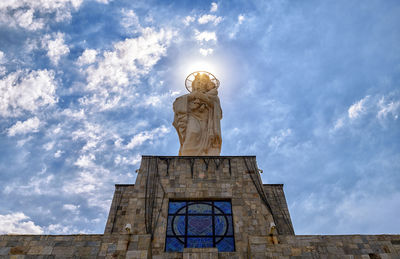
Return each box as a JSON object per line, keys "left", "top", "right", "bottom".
{"left": 185, "top": 71, "right": 220, "bottom": 92}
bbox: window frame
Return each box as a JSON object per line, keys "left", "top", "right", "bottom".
{"left": 165, "top": 200, "right": 235, "bottom": 252}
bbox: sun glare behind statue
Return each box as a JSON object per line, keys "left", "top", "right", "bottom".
{"left": 180, "top": 60, "right": 221, "bottom": 81}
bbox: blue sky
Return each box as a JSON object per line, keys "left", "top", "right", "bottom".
{"left": 0, "top": 0, "right": 399, "bottom": 235}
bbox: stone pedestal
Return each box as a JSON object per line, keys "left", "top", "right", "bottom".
{"left": 104, "top": 156, "right": 294, "bottom": 257}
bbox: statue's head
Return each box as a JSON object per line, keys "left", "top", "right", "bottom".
{"left": 185, "top": 71, "right": 220, "bottom": 93}
{"left": 192, "top": 73, "right": 215, "bottom": 92}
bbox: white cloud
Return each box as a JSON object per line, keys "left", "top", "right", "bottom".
{"left": 63, "top": 204, "right": 80, "bottom": 214}
{"left": 72, "top": 122, "right": 103, "bottom": 152}
{"left": 0, "top": 51, "right": 5, "bottom": 63}
{"left": 85, "top": 28, "right": 173, "bottom": 90}
{"left": 194, "top": 30, "right": 217, "bottom": 42}
{"left": 348, "top": 96, "right": 369, "bottom": 119}
{"left": 229, "top": 15, "right": 245, "bottom": 38}
{"left": 54, "top": 150, "right": 63, "bottom": 158}
{"left": 63, "top": 170, "right": 99, "bottom": 194}
{"left": 17, "top": 136, "right": 33, "bottom": 147}
{"left": 74, "top": 154, "right": 96, "bottom": 168}
{"left": 198, "top": 14, "right": 222, "bottom": 25}
{"left": 0, "top": 212, "right": 43, "bottom": 234}
{"left": 62, "top": 166, "right": 115, "bottom": 212}
{"left": 45, "top": 223, "right": 80, "bottom": 234}
{"left": 126, "top": 125, "right": 169, "bottom": 149}
{"left": 0, "top": 50, "right": 6, "bottom": 76}
{"left": 80, "top": 28, "right": 174, "bottom": 110}
{"left": 114, "top": 154, "right": 141, "bottom": 165}
{"left": 43, "top": 141, "right": 55, "bottom": 151}
{"left": 0, "top": 66, "right": 6, "bottom": 76}
{"left": 14, "top": 8, "right": 44, "bottom": 30}
{"left": 377, "top": 97, "right": 400, "bottom": 120}
{"left": 144, "top": 96, "right": 161, "bottom": 106}
{"left": 210, "top": 2, "right": 218, "bottom": 12}
{"left": 183, "top": 16, "right": 195, "bottom": 26}
{"left": 332, "top": 117, "right": 345, "bottom": 131}
{"left": 0, "top": 69, "right": 57, "bottom": 117}
{"left": 61, "top": 108, "right": 86, "bottom": 119}
{"left": 268, "top": 128, "right": 292, "bottom": 149}
{"left": 120, "top": 9, "right": 141, "bottom": 32}
{"left": 238, "top": 14, "right": 245, "bottom": 24}
{"left": 331, "top": 93, "right": 400, "bottom": 133}
{"left": 0, "top": 0, "right": 83, "bottom": 30}
{"left": 10, "top": 174, "right": 54, "bottom": 195}
{"left": 77, "top": 49, "right": 97, "bottom": 66}
{"left": 199, "top": 48, "right": 214, "bottom": 56}
{"left": 95, "top": 0, "right": 110, "bottom": 4}
{"left": 8, "top": 116, "right": 40, "bottom": 136}
{"left": 42, "top": 32, "right": 70, "bottom": 65}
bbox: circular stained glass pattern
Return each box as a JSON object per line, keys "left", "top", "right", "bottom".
{"left": 166, "top": 200, "right": 235, "bottom": 252}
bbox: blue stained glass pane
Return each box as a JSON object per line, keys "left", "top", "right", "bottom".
{"left": 214, "top": 201, "right": 232, "bottom": 214}
{"left": 167, "top": 216, "right": 173, "bottom": 235}
{"left": 214, "top": 216, "right": 227, "bottom": 236}
{"left": 215, "top": 216, "right": 233, "bottom": 236}
{"left": 172, "top": 215, "right": 186, "bottom": 236}
{"left": 169, "top": 201, "right": 186, "bottom": 214}
{"left": 188, "top": 203, "right": 212, "bottom": 214}
{"left": 187, "top": 237, "right": 213, "bottom": 248}
{"left": 216, "top": 237, "right": 234, "bottom": 252}
{"left": 166, "top": 237, "right": 184, "bottom": 252}
{"left": 188, "top": 216, "right": 212, "bottom": 236}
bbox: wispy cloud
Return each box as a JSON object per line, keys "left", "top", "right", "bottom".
{"left": 210, "top": 3, "right": 218, "bottom": 13}
{"left": 377, "top": 97, "right": 400, "bottom": 120}
{"left": 194, "top": 30, "right": 217, "bottom": 42}
{"left": 198, "top": 14, "right": 222, "bottom": 25}
{"left": 183, "top": 16, "right": 195, "bottom": 26}
{"left": 348, "top": 96, "right": 369, "bottom": 119}
{"left": 8, "top": 117, "right": 41, "bottom": 136}
{"left": 199, "top": 48, "right": 214, "bottom": 56}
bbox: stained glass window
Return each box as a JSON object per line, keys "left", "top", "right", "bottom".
{"left": 166, "top": 200, "right": 235, "bottom": 252}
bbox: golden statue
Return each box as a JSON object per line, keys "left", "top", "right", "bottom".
{"left": 173, "top": 71, "right": 222, "bottom": 156}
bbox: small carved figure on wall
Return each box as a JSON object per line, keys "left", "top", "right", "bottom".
{"left": 173, "top": 71, "right": 222, "bottom": 156}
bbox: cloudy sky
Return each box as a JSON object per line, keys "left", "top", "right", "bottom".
{"left": 0, "top": 0, "right": 399, "bottom": 235}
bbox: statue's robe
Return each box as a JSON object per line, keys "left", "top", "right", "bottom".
{"left": 173, "top": 88, "right": 222, "bottom": 156}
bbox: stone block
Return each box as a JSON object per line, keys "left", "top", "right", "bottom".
{"left": 126, "top": 250, "right": 148, "bottom": 259}
{"left": 137, "top": 235, "right": 150, "bottom": 250}
{"left": 42, "top": 246, "right": 53, "bottom": 255}
{"left": 52, "top": 246, "right": 75, "bottom": 256}
{"left": 0, "top": 247, "right": 10, "bottom": 255}
{"left": 27, "top": 246, "right": 44, "bottom": 254}
{"left": 9, "top": 246, "right": 27, "bottom": 255}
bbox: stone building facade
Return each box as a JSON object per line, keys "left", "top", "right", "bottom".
{"left": 1, "top": 156, "right": 400, "bottom": 258}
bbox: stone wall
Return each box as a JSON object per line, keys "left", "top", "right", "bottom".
{"left": 249, "top": 234, "right": 400, "bottom": 259}
{"left": 2, "top": 233, "right": 400, "bottom": 258}
{"left": 0, "top": 234, "right": 152, "bottom": 258}
{"left": 263, "top": 184, "right": 295, "bottom": 235}
{"left": 0, "top": 234, "right": 102, "bottom": 257}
